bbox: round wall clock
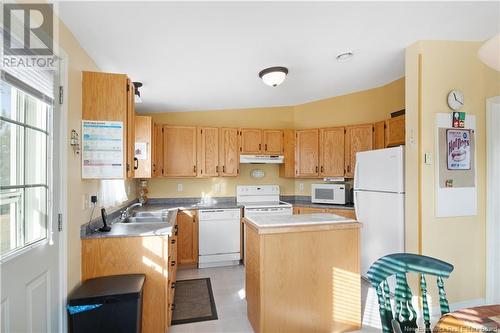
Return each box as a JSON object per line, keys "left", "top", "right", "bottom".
{"left": 447, "top": 90, "right": 464, "bottom": 111}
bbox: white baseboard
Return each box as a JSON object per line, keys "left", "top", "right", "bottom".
{"left": 431, "top": 298, "right": 486, "bottom": 318}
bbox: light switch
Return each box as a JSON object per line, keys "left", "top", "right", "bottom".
{"left": 424, "top": 152, "right": 433, "bottom": 165}
{"left": 177, "top": 183, "right": 183, "bottom": 192}
{"left": 299, "top": 183, "right": 304, "bottom": 191}
{"left": 214, "top": 183, "right": 221, "bottom": 193}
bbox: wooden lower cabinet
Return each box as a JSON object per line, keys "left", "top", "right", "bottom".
{"left": 177, "top": 210, "right": 199, "bottom": 266}
{"left": 294, "top": 206, "right": 357, "bottom": 220}
{"left": 245, "top": 222, "right": 361, "bottom": 333}
{"left": 82, "top": 231, "right": 178, "bottom": 333}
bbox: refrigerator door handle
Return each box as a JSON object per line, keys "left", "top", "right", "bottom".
{"left": 353, "top": 190, "right": 359, "bottom": 220}
{"left": 353, "top": 159, "right": 360, "bottom": 189}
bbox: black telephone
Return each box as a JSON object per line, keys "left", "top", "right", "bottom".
{"left": 98, "top": 207, "right": 111, "bottom": 232}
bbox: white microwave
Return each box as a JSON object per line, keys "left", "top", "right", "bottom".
{"left": 311, "top": 183, "right": 350, "bottom": 205}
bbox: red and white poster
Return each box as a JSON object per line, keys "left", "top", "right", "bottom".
{"left": 447, "top": 129, "right": 471, "bottom": 170}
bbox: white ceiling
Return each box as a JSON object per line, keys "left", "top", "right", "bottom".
{"left": 59, "top": 1, "right": 499, "bottom": 113}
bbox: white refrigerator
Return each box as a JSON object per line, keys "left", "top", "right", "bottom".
{"left": 354, "top": 146, "right": 405, "bottom": 276}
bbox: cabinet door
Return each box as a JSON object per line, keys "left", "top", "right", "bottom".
{"left": 373, "top": 121, "right": 385, "bottom": 150}
{"left": 177, "top": 210, "right": 198, "bottom": 266}
{"left": 385, "top": 115, "right": 405, "bottom": 147}
{"left": 319, "top": 127, "right": 345, "bottom": 177}
{"left": 345, "top": 124, "right": 373, "bottom": 178}
{"left": 152, "top": 124, "right": 164, "bottom": 177}
{"left": 163, "top": 125, "right": 197, "bottom": 177}
{"left": 263, "top": 130, "right": 284, "bottom": 155}
{"left": 296, "top": 129, "right": 319, "bottom": 177}
{"left": 240, "top": 129, "right": 262, "bottom": 154}
{"left": 279, "top": 129, "right": 296, "bottom": 178}
{"left": 197, "top": 127, "right": 219, "bottom": 177}
{"left": 127, "top": 79, "right": 135, "bottom": 178}
{"left": 297, "top": 207, "right": 326, "bottom": 214}
{"left": 325, "top": 208, "right": 357, "bottom": 220}
{"left": 219, "top": 128, "right": 239, "bottom": 176}
{"left": 82, "top": 71, "right": 129, "bottom": 178}
{"left": 134, "top": 116, "right": 153, "bottom": 178}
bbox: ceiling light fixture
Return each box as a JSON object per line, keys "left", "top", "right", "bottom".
{"left": 336, "top": 51, "right": 354, "bottom": 63}
{"left": 478, "top": 34, "right": 500, "bottom": 72}
{"left": 258, "top": 66, "right": 288, "bottom": 87}
{"left": 133, "top": 81, "right": 143, "bottom": 103}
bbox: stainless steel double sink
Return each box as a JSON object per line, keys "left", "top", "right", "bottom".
{"left": 122, "top": 210, "right": 174, "bottom": 224}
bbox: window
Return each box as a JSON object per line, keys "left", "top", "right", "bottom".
{"left": 0, "top": 79, "right": 51, "bottom": 258}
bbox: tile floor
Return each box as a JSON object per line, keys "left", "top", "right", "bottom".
{"left": 169, "top": 265, "right": 253, "bottom": 333}
{"left": 168, "top": 264, "right": 382, "bottom": 333}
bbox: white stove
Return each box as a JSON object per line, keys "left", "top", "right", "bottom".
{"left": 237, "top": 185, "right": 293, "bottom": 217}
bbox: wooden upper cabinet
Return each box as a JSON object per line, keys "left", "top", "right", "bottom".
{"left": 163, "top": 125, "right": 197, "bottom": 177}
{"left": 134, "top": 116, "right": 153, "bottom": 178}
{"left": 82, "top": 71, "right": 132, "bottom": 178}
{"left": 219, "top": 128, "right": 239, "bottom": 176}
{"left": 319, "top": 127, "right": 345, "bottom": 177}
{"left": 373, "top": 121, "right": 386, "bottom": 150}
{"left": 197, "top": 127, "right": 219, "bottom": 177}
{"left": 152, "top": 124, "right": 164, "bottom": 177}
{"left": 296, "top": 129, "right": 319, "bottom": 177}
{"left": 177, "top": 210, "right": 198, "bottom": 266}
{"left": 263, "top": 130, "right": 284, "bottom": 155}
{"left": 345, "top": 124, "right": 373, "bottom": 178}
{"left": 279, "top": 129, "right": 296, "bottom": 178}
{"left": 385, "top": 115, "right": 405, "bottom": 147}
{"left": 240, "top": 129, "right": 262, "bottom": 154}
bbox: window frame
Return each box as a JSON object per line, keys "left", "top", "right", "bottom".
{"left": 0, "top": 76, "right": 53, "bottom": 261}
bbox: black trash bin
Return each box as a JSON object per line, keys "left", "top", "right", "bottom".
{"left": 67, "top": 274, "right": 145, "bottom": 333}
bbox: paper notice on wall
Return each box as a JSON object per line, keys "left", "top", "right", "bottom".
{"left": 447, "top": 129, "right": 471, "bottom": 170}
{"left": 82, "top": 120, "right": 124, "bottom": 179}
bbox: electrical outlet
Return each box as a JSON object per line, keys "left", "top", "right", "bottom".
{"left": 177, "top": 183, "right": 183, "bottom": 192}
{"left": 299, "top": 183, "right": 304, "bottom": 191}
{"left": 214, "top": 183, "right": 221, "bottom": 193}
{"left": 424, "top": 152, "right": 433, "bottom": 165}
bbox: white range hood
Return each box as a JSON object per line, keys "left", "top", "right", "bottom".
{"left": 239, "top": 155, "right": 284, "bottom": 164}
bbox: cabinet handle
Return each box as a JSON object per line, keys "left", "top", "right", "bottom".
{"left": 134, "top": 157, "right": 139, "bottom": 170}
{"left": 216, "top": 165, "right": 219, "bottom": 173}
{"left": 315, "top": 166, "right": 319, "bottom": 173}
{"left": 171, "top": 304, "right": 176, "bottom": 311}
{"left": 171, "top": 282, "right": 176, "bottom": 289}
{"left": 223, "top": 165, "right": 226, "bottom": 173}
{"left": 174, "top": 225, "right": 178, "bottom": 236}
{"left": 321, "top": 166, "right": 324, "bottom": 173}
{"left": 171, "top": 260, "right": 176, "bottom": 267}
{"left": 259, "top": 143, "right": 261, "bottom": 150}
{"left": 171, "top": 239, "right": 176, "bottom": 244}
{"left": 193, "top": 165, "right": 197, "bottom": 173}
{"left": 265, "top": 144, "right": 268, "bottom": 151}
{"left": 347, "top": 165, "right": 350, "bottom": 173}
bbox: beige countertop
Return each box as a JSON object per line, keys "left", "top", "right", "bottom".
{"left": 243, "top": 213, "right": 361, "bottom": 234}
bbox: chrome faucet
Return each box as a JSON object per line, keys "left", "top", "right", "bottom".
{"left": 121, "top": 202, "right": 143, "bottom": 221}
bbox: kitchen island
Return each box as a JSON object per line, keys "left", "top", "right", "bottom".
{"left": 243, "top": 213, "right": 361, "bottom": 333}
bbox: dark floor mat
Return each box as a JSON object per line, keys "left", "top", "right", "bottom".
{"left": 171, "top": 278, "right": 218, "bottom": 325}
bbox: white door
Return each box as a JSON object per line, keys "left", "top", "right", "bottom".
{"left": 0, "top": 70, "right": 62, "bottom": 332}
{"left": 354, "top": 146, "right": 404, "bottom": 193}
{"left": 486, "top": 96, "right": 500, "bottom": 304}
{"left": 354, "top": 191, "right": 405, "bottom": 275}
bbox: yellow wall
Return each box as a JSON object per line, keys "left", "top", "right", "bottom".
{"left": 405, "top": 40, "right": 500, "bottom": 304}
{"left": 146, "top": 78, "right": 405, "bottom": 198}
{"left": 57, "top": 17, "right": 137, "bottom": 292}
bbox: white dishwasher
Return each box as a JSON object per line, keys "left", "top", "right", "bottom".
{"left": 198, "top": 208, "right": 241, "bottom": 268}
